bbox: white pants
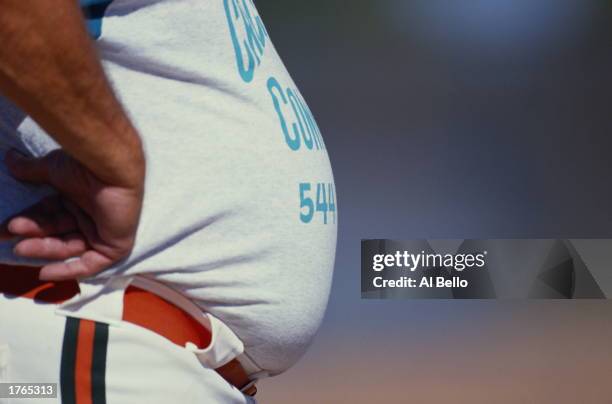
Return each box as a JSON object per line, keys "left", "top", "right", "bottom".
{"left": 0, "top": 275, "right": 255, "bottom": 404}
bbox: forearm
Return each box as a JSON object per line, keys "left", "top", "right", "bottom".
{"left": 0, "top": 0, "right": 144, "bottom": 188}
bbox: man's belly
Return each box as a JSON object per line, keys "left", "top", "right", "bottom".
{"left": 0, "top": 65, "right": 337, "bottom": 375}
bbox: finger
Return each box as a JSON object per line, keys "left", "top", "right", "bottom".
{"left": 13, "top": 233, "right": 88, "bottom": 260}
{"left": 7, "top": 210, "right": 78, "bottom": 237}
{"left": 4, "top": 149, "right": 50, "bottom": 184}
{"left": 39, "top": 250, "right": 113, "bottom": 281}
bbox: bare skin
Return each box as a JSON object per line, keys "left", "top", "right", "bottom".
{"left": 0, "top": 0, "right": 145, "bottom": 280}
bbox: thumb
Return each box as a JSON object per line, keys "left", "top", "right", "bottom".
{"left": 4, "top": 149, "right": 50, "bottom": 184}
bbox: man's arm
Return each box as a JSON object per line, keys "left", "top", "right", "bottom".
{"left": 0, "top": 0, "right": 146, "bottom": 280}
{"left": 0, "top": 0, "right": 144, "bottom": 186}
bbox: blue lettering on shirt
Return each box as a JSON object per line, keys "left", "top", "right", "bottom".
{"left": 267, "top": 76, "right": 325, "bottom": 152}
{"left": 224, "top": 0, "right": 269, "bottom": 83}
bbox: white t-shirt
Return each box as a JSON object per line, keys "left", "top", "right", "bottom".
{"left": 0, "top": 0, "right": 337, "bottom": 375}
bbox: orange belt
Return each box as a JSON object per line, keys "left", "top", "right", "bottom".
{"left": 0, "top": 265, "right": 256, "bottom": 396}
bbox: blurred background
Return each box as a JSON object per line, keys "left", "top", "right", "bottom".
{"left": 255, "top": 1, "right": 612, "bottom": 402}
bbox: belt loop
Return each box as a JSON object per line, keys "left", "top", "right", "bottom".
{"left": 185, "top": 313, "right": 244, "bottom": 368}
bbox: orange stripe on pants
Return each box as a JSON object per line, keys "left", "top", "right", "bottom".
{"left": 75, "top": 320, "right": 95, "bottom": 404}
